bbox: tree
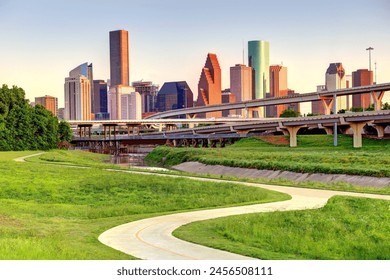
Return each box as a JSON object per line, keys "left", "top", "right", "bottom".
{"left": 279, "top": 108, "right": 300, "bottom": 118}
{"left": 382, "top": 102, "right": 390, "bottom": 110}
{"left": 58, "top": 121, "right": 72, "bottom": 143}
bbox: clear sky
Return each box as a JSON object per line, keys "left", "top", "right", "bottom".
{"left": 1, "top": 0, "right": 389, "bottom": 113}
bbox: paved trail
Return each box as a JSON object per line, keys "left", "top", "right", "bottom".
{"left": 14, "top": 154, "right": 390, "bottom": 260}
{"left": 98, "top": 171, "right": 390, "bottom": 260}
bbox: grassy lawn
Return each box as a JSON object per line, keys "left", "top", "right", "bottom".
{"left": 145, "top": 135, "right": 390, "bottom": 194}
{"left": 146, "top": 135, "right": 390, "bottom": 177}
{"left": 0, "top": 150, "right": 288, "bottom": 259}
{"left": 174, "top": 196, "right": 390, "bottom": 260}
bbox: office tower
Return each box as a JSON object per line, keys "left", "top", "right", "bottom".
{"left": 267, "top": 65, "right": 288, "bottom": 117}
{"left": 132, "top": 80, "right": 159, "bottom": 113}
{"left": 93, "top": 80, "right": 109, "bottom": 120}
{"left": 248, "top": 40, "right": 269, "bottom": 102}
{"left": 108, "top": 85, "right": 135, "bottom": 120}
{"left": 325, "top": 62, "right": 347, "bottom": 112}
{"left": 121, "top": 92, "right": 142, "bottom": 120}
{"left": 352, "top": 69, "right": 373, "bottom": 109}
{"left": 196, "top": 53, "right": 222, "bottom": 118}
{"left": 109, "top": 30, "right": 129, "bottom": 87}
{"left": 230, "top": 64, "right": 252, "bottom": 102}
{"left": 312, "top": 85, "right": 327, "bottom": 114}
{"left": 157, "top": 81, "right": 193, "bottom": 116}
{"left": 35, "top": 95, "right": 58, "bottom": 116}
{"left": 64, "top": 63, "right": 92, "bottom": 120}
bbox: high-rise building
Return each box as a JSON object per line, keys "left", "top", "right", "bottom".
{"left": 312, "top": 85, "right": 327, "bottom": 114}
{"left": 196, "top": 53, "right": 222, "bottom": 118}
{"left": 325, "top": 62, "right": 347, "bottom": 112}
{"left": 230, "top": 64, "right": 252, "bottom": 116}
{"left": 132, "top": 80, "right": 159, "bottom": 113}
{"left": 109, "top": 30, "right": 129, "bottom": 87}
{"left": 221, "top": 89, "right": 236, "bottom": 117}
{"left": 157, "top": 81, "right": 193, "bottom": 116}
{"left": 266, "top": 65, "right": 288, "bottom": 117}
{"left": 287, "top": 89, "right": 300, "bottom": 113}
{"left": 352, "top": 69, "right": 373, "bottom": 109}
{"left": 93, "top": 80, "right": 109, "bottom": 120}
{"left": 248, "top": 40, "right": 270, "bottom": 103}
{"left": 108, "top": 85, "right": 135, "bottom": 120}
{"left": 121, "top": 92, "right": 142, "bottom": 120}
{"left": 64, "top": 63, "right": 92, "bottom": 120}
{"left": 35, "top": 95, "right": 58, "bottom": 116}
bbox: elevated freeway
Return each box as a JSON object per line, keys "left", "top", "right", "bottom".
{"left": 146, "top": 83, "right": 390, "bottom": 119}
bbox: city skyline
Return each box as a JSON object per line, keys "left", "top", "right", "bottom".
{"left": 1, "top": 0, "right": 390, "bottom": 114}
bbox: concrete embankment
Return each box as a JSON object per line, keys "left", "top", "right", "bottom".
{"left": 173, "top": 162, "right": 390, "bottom": 188}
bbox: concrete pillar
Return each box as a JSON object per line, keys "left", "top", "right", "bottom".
{"left": 285, "top": 126, "right": 304, "bottom": 147}
{"left": 370, "top": 91, "right": 385, "bottom": 111}
{"left": 349, "top": 122, "right": 367, "bottom": 148}
{"left": 158, "top": 123, "right": 163, "bottom": 132}
{"left": 320, "top": 96, "right": 334, "bottom": 115}
{"left": 88, "top": 126, "right": 92, "bottom": 139}
{"left": 189, "top": 123, "right": 195, "bottom": 129}
{"left": 235, "top": 129, "right": 251, "bottom": 136}
{"left": 186, "top": 114, "right": 197, "bottom": 119}
{"left": 370, "top": 123, "right": 386, "bottom": 138}
{"left": 79, "top": 127, "right": 82, "bottom": 138}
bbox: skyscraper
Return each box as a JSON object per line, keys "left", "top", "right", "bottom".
{"left": 157, "top": 81, "right": 193, "bottom": 115}
{"left": 352, "top": 69, "right": 373, "bottom": 109}
{"left": 248, "top": 40, "right": 269, "bottom": 101}
{"left": 230, "top": 64, "right": 252, "bottom": 116}
{"left": 93, "top": 80, "right": 109, "bottom": 120}
{"left": 196, "top": 53, "right": 222, "bottom": 118}
{"left": 121, "top": 92, "right": 142, "bottom": 120}
{"left": 267, "top": 65, "right": 288, "bottom": 117}
{"left": 64, "top": 63, "right": 92, "bottom": 121}
{"left": 109, "top": 30, "right": 129, "bottom": 87}
{"left": 325, "top": 62, "right": 347, "bottom": 111}
{"left": 132, "top": 80, "right": 159, "bottom": 113}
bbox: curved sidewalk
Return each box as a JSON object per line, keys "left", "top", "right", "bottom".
{"left": 99, "top": 173, "right": 390, "bottom": 260}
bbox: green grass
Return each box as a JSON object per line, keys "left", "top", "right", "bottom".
{"left": 146, "top": 135, "right": 390, "bottom": 182}
{"left": 174, "top": 196, "right": 390, "bottom": 260}
{"left": 0, "top": 150, "right": 288, "bottom": 259}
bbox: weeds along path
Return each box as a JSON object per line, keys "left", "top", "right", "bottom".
{"left": 13, "top": 153, "right": 390, "bottom": 260}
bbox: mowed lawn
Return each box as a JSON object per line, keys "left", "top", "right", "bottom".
{"left": 0, "top": 151, "right": 288, "bottom": 259}
{"left": 174, "top": 196, "right": 390, "bottom": 260}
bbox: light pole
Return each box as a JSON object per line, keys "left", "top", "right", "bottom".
{"left": 366, "top": 47, "right": 374, "bottom": 71}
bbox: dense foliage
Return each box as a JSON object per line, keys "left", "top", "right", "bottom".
{"left": 0, "top": 84, "right": 71, "bottom": 150}
{"left": 279, "top": 108, "right": 300, "bottom": 117}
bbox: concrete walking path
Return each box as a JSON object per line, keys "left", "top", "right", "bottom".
{"left": 98, "top": 172, "right": 390, "bottom": 260}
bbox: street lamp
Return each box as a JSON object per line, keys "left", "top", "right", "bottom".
{"left": 366, "top": 47, "right": 374, "bottom": 71}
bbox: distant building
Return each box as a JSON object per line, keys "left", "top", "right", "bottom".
{"left": 93, "top": 80, "right": 109, "bottom": 120}
{"left": 248, "top": 40, "right": 269, "bottom": 117}
{"left": 64, "top": 63, "right": 92, "bottom": 120}
{"left": 352, "top": 69, "right": 373, "bottom": 109}
{"left": 287, "top": 89, "right": 300, "bottom": 113}
{"left": 266, "top": 65, "right": 288, "bottom": 117}
{"left": 221, "top": 89, "right": 236, "bottom": 117}
{"left": 58, "top": 108, "right": 65, "bottom": 120}
{"left": 230, "top": 64, "right": 252, "bottom": 116}
{"left": 35, "top": 95, "right": 58, "bottom": 116}
{"left": 311, "top": 85, "right": 327, "bottom": 114}
{"left": 325, "top": 62, "right": 348, "bottom": 111}
{"left": 121, "top": 92, "right": 142, "bottom": 120}
{"left": 132, "top": 80, "right": 159, "bottom": 113}
{"left": 108, "top": 85, "right": 135, "bottom": 120}
{"left": 109, "top": 30, "right": 129, "bottom": 87}
{"left": 157, "top": 81, "right": 193, "bottom": 116}
{"left": 196, "top": 53, "right": 222, "bottom": 118}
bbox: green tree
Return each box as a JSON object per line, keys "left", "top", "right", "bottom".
{"left": 279, "top": 109, "right": 300, "bottom": 118}
{"left": 58, "top": 121, "right": 73, "bottom": 143}
{"left": 382, "top": 102, "right": 390, "bottom": 110}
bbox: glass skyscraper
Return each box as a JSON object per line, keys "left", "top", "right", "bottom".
{"left": 248, "top": 40, "right": 270, "bottom": 101}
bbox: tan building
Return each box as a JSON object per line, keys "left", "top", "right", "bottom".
{"left": 230, "top": 64, "right": 252, "bottom": 116}
{"left": 267, "top": 65, "right": 288, "bottom": 117}
{"left": 35, "top": 95, "right": 58, "bottom": 116}
{"left": 352, "top": 69, "right": 373, "bottom": 109}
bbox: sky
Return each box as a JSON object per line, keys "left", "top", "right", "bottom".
{"left": 1, "top": 0, "right": 389, "bottom": 113}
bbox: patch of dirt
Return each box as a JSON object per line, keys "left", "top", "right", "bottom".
{"left": 256, "top": 136, "right": 289, "bottom": 145}
{"left": 0, "top": 214, "right": 23, "bottom": 228}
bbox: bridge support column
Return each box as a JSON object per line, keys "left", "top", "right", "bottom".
{"left": 370, "top": 91, "right": 385, "bottom": 111}
{"left": 320, "top": 96, "right": 334, "bottom": 115}
{"left": 283, "top": 126, "right": 304, "bottom": 147}
{"left": 318, "top": 124, "right": 333, "bottom": 135}
{"left": 369, "top": 123, "right": 387, "bottom": 138}
{"left": 235, "top": 129, "right": 252, "bottom": 137}
{"left": 349, "top": 122, "right": 367, "bottom": 148}
{"left": 186, "top": 113, "right": 197, "bottom": 119}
